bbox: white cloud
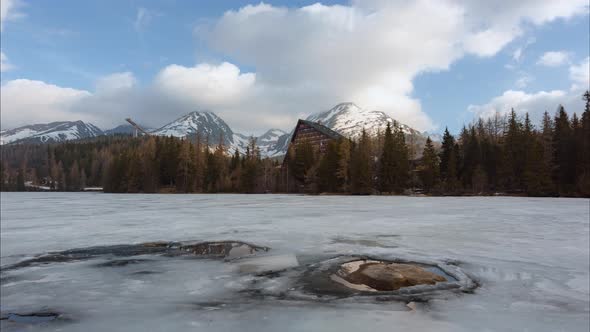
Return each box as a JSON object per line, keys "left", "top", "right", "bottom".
{"left": 195, "top": 0, "right": 586, "bottom": 132}
{"left": 95, "top": 72, "right": 137, "bottom": 95}
{"left": 515, "top": 73, "right": 533, "bottom": 88}
{"left": 468, "top": 90, "right": 567, "bottom": 120}
{"left": 569, "top": 57, "right": 589, "bottom": 91}
{"left": 0, "top": 0, "right": 24, "bottom": 31}
{"left": 537, "top": 51, "right": 571, "bottom": 67}
{"left": 2, "top": 1, "right": 587, "bottom": 134}
{"left": 154, "top": 62, "right": 255, "bottom": 107}
{"left": 469, "top": 57, "right": 589, "bottom": 124}
{"left": 0, "top": 51, "right": 14, "bottom": 72}
{"left": 0, "top": 79, "right": 92, "bottom": 128}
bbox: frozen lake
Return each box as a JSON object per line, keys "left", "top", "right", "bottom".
{"left": 1, "top": 193, "right": 589, "bottom": 331}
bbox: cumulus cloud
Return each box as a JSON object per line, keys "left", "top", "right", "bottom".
{"left": 1, "top": 1, "right": 587, "bottom": 133}
{"left": 0, "top": 51, "right": 14, "bottom": 72}
{"left": 154, "top": 62, "right": 255, "bottom": 107}
{"left": 95, "top": 72, "right": 137, "bottom": 95}
{"left": 469, "top": 57, "right": 589, "bottom": 124}
{"left": 195, "top": 0, "right": 586, "bottom": 132}
{"left": 469, "top": 90, "right": 567, "bottom": 119}
{"left": 537, "top": 51, "right": 571, "bottom": 67}
{"left": 0, "top": 79, "right": 92, "bottom": 128}
{"left": 569, "top": 57, "right": 589, "bottom": 91}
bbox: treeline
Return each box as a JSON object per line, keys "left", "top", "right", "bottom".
{"left": 1, "top": 92, "right": 589, "bottom": 197}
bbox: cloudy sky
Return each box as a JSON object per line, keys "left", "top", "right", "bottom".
{"left": 1, "top": 0, "right": 588, "bottom": 135}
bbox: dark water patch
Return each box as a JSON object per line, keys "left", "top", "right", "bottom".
{"left": 179, "top": 241, "right": 270, "bottom": 259}
{"left": 130, "top": 270, "right": 162, "bottom": 275}
{"left": 375, "top": 234, "right": 401, "bottom": 238}
{"left": 93, "top": 258, "right": 151, "bottom": 268}
{"left": 330, "top": 237, "right": 397, "bottom": 248}
{"left": 2, "top": 240, "right": 270, "bottom": 271}
{"left": 0, "top": 311, "right": 63, "bottom": 324}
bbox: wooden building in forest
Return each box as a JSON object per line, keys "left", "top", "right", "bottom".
{"left": 287, "top": 119, "right": 343, "bottom": 154}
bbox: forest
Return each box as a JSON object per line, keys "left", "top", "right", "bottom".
{"left": 1, "top": 92, "right": 589, "bottom": 197}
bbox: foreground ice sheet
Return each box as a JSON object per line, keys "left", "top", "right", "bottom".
{"left": 1, "top": 193, "right": 589, "bottom": 331}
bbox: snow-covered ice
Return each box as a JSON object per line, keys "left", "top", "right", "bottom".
{"left": 1, "top": 193, "right": 588, "bottom": 331}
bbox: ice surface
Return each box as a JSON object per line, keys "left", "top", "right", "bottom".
{"left": 1, "top": 193, "right": 588, "bottom": 331}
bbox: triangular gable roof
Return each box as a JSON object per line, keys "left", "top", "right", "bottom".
{"left": 290, "top": 119, "right": 343, "bottom": 144}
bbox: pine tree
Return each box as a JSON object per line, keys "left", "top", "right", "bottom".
{"left": 241, "top": 137, "right": 260, "bottom": 193}
{"left": 336, "top": 138, "right": 351, "bottom": 192}
{"left": 378, "top": 123, "right": 395, "bottom": 193}
{"left": 176, "top": 140, "right": 195, "bottom": 193}
{"left": 318, "top": 140, "right": 341, "bottom": 192}
{"left": 419, "top": 137, "right": 439, "bottom": 192}
{"left": 69, "top": 161, "right": 81, "bottom": 191}
{"left": 391, "top": 122, "right": 409, "bottom": 193}
{"left": 553, "top": 105, "right": 575, "bottom": 194}
{"left": 16, "top": 168, "right": 26, "bottom": 191}
{"left": 439, "top": 127, "right": 458, "bottom": 191}
{"left": 350, "top": 129, "right": 373, "bottom": 194}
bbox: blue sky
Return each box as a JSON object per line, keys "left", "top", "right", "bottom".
{"left": 1, "top": 0, "right": 589, "bottom": 134}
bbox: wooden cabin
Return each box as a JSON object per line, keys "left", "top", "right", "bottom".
{"left": 287, "top": 119, "right": 343, "bottom": 154}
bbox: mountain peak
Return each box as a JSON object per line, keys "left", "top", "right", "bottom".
{"left": 152, "top": 110, "right": 234, "bottom": 146}
{"left": 0, "top": 120, "right": 103, "bottom": 145}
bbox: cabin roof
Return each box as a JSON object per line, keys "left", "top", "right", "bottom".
{"left": 290, "top": 119, "right": 343, "bottom": 143}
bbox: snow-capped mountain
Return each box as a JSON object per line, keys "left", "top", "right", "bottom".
{"left": 0, "top": 104, "right": 437, "bottom": 157}
{"left": 256, "top": 129, "right": 290, "bottom": 157}
{"left": 151, "top": 111, "right": 247, "bottom": 152}
{"left": 305, "top": 102, "right": 436, "bottom": 157}
{"left": 151, "top": 111, "right": 289, "bottom": 157}
{"left": 0, "top": 121, "right": 103, "bottom": 145}
{"left": 306, "top": 102, "right": 422, "bottom": 138}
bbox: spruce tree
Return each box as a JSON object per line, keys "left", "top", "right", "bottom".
{"left": 350, "top": 129, "right": 373, "bottom": 194}
{"left": 336, "top": 138, "right": 351, "bottom": 192}
{"left": 391, "top": 122, "right": 409, "bottom": 193}
{"left": 378, "top": 122, "right": 395, "bottom": 193}
{"left": 419, "top": 137, "right": 439, "bottom": 192}
{"left": 553, "top": 105, "right": 575, "bottom": 194}
{"left": 318, "top": 140, "right": 341, "bottom": 192}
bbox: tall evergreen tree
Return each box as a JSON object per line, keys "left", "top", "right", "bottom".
{"left": 378, "top": 123, "right": 395, "bottom": 193}
{"left": 350, "top": 129, "right": 373, "bottom": 194}
{"left": 318, "top": 140, "right": 341, "bottom": 192}
{"left": 419, "top": 137, "right": 439, "bottom": 192}
{"left": 553, "top": 105, "right": 575, "bottom": 193}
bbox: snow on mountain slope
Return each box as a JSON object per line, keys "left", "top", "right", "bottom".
{"left": 256, "top": 129, "right": 290, "bottom": 157}
{"left": 0, "top": 121, "right": 103, "bottom": 145}
{"left": 152, "top": 111, "right": 235, "bottom": 143}
{"left": 152, "top": 111, "right": 290, "bottom": 158}
{"left": 305, "top": 102, "right": 437, "bottom": 158}
{"left": 306, "top": 102, "right": 422, "bottom": 138}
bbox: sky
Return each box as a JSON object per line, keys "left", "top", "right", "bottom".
{"left": 0, "top": 0, "right": 589, "bottom": 136}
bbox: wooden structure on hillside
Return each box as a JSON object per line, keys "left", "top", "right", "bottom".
{"left": 288, "top": 119, "right": 343, "bottom": 154}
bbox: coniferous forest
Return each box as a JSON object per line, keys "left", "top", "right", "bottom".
{"left": 1, "top": 92, "right": 589, "bottom": 197}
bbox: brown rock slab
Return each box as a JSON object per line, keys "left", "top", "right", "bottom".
{"left": 334, "top": 260, "right": 446, "bottom": 291}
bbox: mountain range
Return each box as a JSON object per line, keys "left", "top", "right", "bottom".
{"left": 1, "top": 103, "right": 438, "bottom": 157}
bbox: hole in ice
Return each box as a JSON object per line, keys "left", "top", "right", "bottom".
{"left": 179, "top": 241, "right": 270, "bottom": 259}
{"left": 0, "top": 312, "right": 60, "bottom": 324}
{"left": 1, "top": 240, "right": 270, "bottom": 271}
